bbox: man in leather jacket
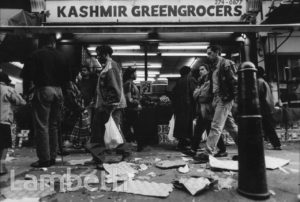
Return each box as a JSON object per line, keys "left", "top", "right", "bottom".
{"left": 194, "top": 45, "right": 238, "bottom": 162}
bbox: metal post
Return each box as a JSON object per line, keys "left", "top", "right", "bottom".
{"left": 144, "top": 45, "right": 148, "bottom": 81}
{"left": 274, "top": 33, "right": 281, "bottom": 103}
{"left": 237, "top": 61, "right": 270, "bottom": 200}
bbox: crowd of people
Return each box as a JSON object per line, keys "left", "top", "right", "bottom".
{"left": 0, "top": 34, "right": 282, "bottom": 172}
{"left": 172, "top": 45, "right": 282, "bottom": 163}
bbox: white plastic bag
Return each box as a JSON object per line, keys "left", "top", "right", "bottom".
{"left": 104, "top": 114, "right": 124, "bottom": 149}
{"left": 168, "top": 115, "right": 175, "bottom": 141}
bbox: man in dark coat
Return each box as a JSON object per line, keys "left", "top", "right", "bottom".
{"left": 172, "top": 66, "right": 197, "bottom": 150}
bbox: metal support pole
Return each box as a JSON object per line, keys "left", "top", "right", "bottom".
{"left": 274, "top": 33, "right": 281, "bottom": 103}
{"left": 144, "top": 45, "right": 148, "bottom": 81}
{"left": 237, "top": 61, "right": 270, "bottom": 200}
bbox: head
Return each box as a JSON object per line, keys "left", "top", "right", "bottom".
{"left": 81, "top": 65, "right": 90, "bottom": 78}
{"left": 123, "top": 67, "right": 137, "bottom": 82}
{"left": 179, "top": 66, "right": 191, "bottom": 77}
{"left": 257, "top": 66, "right": 265, "bottom": 78}
{"left": 199, "top": 64, "right": 209, "bottom": 77}
{"left": 207, "top": 45, "right": 221, "bottom": 63}
{"left": 0, "top": 72, "right": 11, "bottom": 85}
{"left": 38, "top": 34, "right": 56, "bottom": 48}
{"left": 96, "top": 45, "right": 113, "bottom": 66}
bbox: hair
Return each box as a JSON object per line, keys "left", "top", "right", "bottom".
{"left": 179, "top": 66, "right": 191, "bottom": 76}
{"left": 199, "top": 63, "right": 209, "bottom": 71}
{"left": 0, "top": 72, "right": 11, "bottom": 85}
{"left": 257, "top": 66, "right": 265, "bottom": 78}
{"left": 96, "top": 45, "right": 113, "bottom": 57}
{"left": 123, "top": 66, "right": 136, "bottom": 82}
{"left": 38, "top": 34, "right": 56, "bottom": 47}
{"left": 207, "top": 45, "right": 222, "bottom": 55}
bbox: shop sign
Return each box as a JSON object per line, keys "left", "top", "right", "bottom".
{"left": 46, "top": 0, "right": 246, "bottom": 23}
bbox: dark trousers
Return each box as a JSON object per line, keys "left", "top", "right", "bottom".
{"left": 32, "top": 87, "right": 63, "bottom": 162}
{"left": 122, "top": 109, "right": 139, "bottom": 142}
{"left": 262, "top": 114, "right": 281, "bottom": 147}
{"left": 192, "top": 115, "right": 226, "bottom": 152}
{"left": 90, "top": 108, "right": 123, "bottom": 146}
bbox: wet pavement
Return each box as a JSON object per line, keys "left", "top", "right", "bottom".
{"left": 0, "top": 142, "right": 299, "bottom": 202}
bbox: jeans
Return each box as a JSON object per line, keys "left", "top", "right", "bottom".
{"left": 206, "top": 96, "right": 238, "bottom": 154}
{"left": 192, "top": 115, "right": 226, "bottom": 152}
{"left": 32, "top": 87, "right": 63, "bottom": 162}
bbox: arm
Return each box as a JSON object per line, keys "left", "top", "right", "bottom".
{"left": 6, "top": 88, "right": 26, "bottom": 106}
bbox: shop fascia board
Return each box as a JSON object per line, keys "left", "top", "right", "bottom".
{"left": 1, "top": 24, "right": 300, "bottom": 34}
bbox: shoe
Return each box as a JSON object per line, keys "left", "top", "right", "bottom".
{"left": 193, "top": 153, "right": 209, "bottom": 163}
{"left": 30, "top": 161, "right": 51, "bottom": 168}
{"left": 232, "top": 155, "right": 239, "bottom": 161}
{"left": 214, "top": 151, "right": 228, "bottom": 158}
{"left": 183, "top": 149, "right": 197, "bottom": 157}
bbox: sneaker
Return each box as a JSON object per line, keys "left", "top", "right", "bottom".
{"left": 193, "top": 153, "right": 209, "bottom": 163}
{"left": 30, "top": 161, "right": 51, "bottom": 168}
{"left": 214, "top": 151, "right": 228, "bottom": 157}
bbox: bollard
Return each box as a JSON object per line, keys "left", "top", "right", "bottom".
{"left": 237, "top": 62, "right": 270, "bottom": 200}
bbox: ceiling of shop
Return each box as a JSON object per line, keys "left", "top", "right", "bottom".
{"left": 72, "top": 31, "right": 240, "bottom": 81}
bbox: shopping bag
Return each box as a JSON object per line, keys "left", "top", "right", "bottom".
{"left": 168, "top": 115, "right": 175, "bottom": 141}
{"left": 104, "top": 114, "right": 124, "bottom": 149}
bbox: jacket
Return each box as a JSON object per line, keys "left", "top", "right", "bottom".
{"left": 217, "top": 58, "right": 238, "bottom": 102}
{"left": 0, "top": 82, "right": 26, "bottom": 124}
{"left": 95, "top": 59, "right": 126, "bottom": 111}
{"left": 257, "top": 77, "right": 275, "bottom": 115}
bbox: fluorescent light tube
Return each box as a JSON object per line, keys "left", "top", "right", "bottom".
{"left": 160, "top": 74, "right": 181, "bottom": 78}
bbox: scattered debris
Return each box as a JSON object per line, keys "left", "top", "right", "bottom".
{"left": 113, "top": 180, "right": 173, "bottom": 197}
{"left": 40, "top": 168, "right": 48, "bottom": 171}
{"left": 1, "top": 180, "right": 55, "bottom": 199}
{"left": 154, "top": 158, "right": 161, "bottom": 162}
{"left": 68, "top": 158, "right": 93, "bottom": 166}
{"left": 216, "top": 177, "right": 236, "bottom": 190}
{"left": 90, "top": 194, "right": 104, "bottom": 200}
{"left": 146, "top": 172, "right": 156, "bottom": 177}
{"left": 134, "top": 158, "right": 142, "bottom": 161}
{"left": 139, "top": 164, "right": 148, "bottom": 171}
{"left": 178, "top": 165, "right": 189, "bottom": 174}
{"left": 181, "top": 157, "right": 192, "bottom": 162}
{"left": 103, "top": 162, "right": 138, "bottom": 176}
{"left": 265, "top": 156, "right": 290, "bottom": 170}
{"left": 209, "top": 156, "right": 238, "bottom": 171}
{"left": 269, "top": 190, "right": 276, "bottom": 196}
{"left": 175, "top": 177, "right": 212, "bottom": 196}
{"left": 156, "top": 160, "right": 186, "bottom": 169}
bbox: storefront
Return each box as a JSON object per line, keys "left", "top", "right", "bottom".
{"left": 1, "top": 0, "right": 300, "bottom": 143}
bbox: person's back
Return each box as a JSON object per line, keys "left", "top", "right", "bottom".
{"left": 27, "top": 47, "right": 69, "bottom": 88}
{"left": 21, "top": 34, "right": 71, "bottom": 168}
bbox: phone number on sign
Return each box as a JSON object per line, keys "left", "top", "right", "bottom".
{"left": 215, "top": 0, "right": 243, "bottom": 5}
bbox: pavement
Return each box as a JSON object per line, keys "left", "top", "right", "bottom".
{"left": 0, "top": 141, "right": 299, "bottom": 202}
